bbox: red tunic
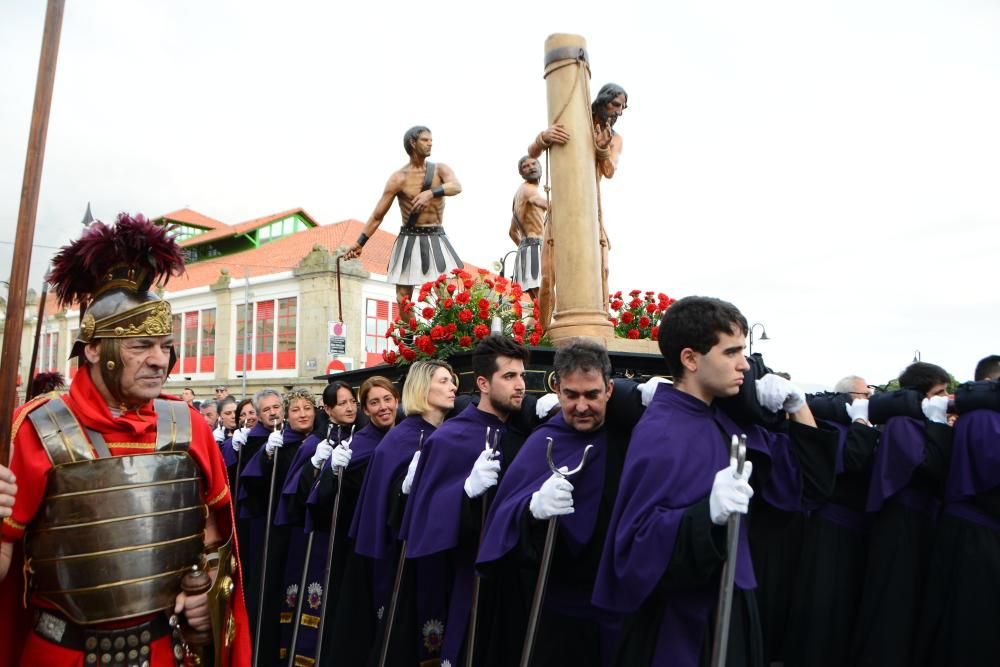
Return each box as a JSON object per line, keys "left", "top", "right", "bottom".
{"left": 1, "top": 368, "right": 251, "bottom": 666}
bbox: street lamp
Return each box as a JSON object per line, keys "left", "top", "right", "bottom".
{"left": 912, "top": 350, "right": 921, "bottom": 363}
{"left": 749, "top": 322, "right": 770, "bottom": 355}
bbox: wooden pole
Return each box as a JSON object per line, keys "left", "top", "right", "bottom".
{"left": 542, "top": 34, "right": 613, "bottom": 343}
{"left": 0, "top": 0, "right": 65, "bottom": 463}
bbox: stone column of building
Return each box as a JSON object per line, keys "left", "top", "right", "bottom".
{"left": 294, "top": 245, "right": 368, "bottom": 379}
{"left": 210, "top": 269, "right": 234, "bottom": 382}
{"left": 542, "top": 33, "right": 614, "bottom": 344}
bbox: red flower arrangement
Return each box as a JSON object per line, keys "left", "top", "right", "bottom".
{"left": 607, "top": 290, "right": 677, "bottom": 340}
{"left": 382, "top": 268, "right": 545, "bottom": 365}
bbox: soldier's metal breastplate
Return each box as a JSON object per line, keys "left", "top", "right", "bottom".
{"left": 23, "top": 397, "right": 206, "bottom": 625}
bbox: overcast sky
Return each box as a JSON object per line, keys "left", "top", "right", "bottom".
{"left": 2, "top": 0, "right": 998, "bottom": 387}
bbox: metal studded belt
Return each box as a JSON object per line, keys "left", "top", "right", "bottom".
{"left": 33, "top": 610, "right": 181, "bottom": 667}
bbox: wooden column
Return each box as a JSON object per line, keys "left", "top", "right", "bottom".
{"left": 542, "top": 34, "right": 613, "bottom": 344}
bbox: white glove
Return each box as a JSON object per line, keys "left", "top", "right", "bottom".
{"left": 921, "top": 395, "right": 949, "bottom": 424}
{"left": 536, "top": 393, "right": 560, "bottom": 419}
{"left": 529, "top": 467, "right": 574, "bottom": 520}
{"left": 755, "top": 374, "right": 806, "bottom": 414}
{"left": 464, "top": 445, "right": 501, "bottom": 498}
{"left": 638, "top": 377, "right": 670, "bottom": 407}
{"left": 212, "top": 425, "right": 225, "bottom": 443}
{"left": 846, "top": 398, "right": 870, "bottom": 424}
{"left": 330, "top": 444, "right": 353, "bottom": 469}
{"left": 231, "top": 427, "right": 249, "bottom": 452}
{"left": 708, "top": 459, "right": 755, "bottom": 525}
{"left": 265, "top": 430, "right": 284, "bottom": 456}
{"left": 401, "top": 451, "right": 421, "bottom": 495}
{"left": 311, "top": 439, "right": 334, "bottom": 469}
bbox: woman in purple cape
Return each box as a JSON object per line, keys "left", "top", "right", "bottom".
{"left": 276, "top": 381, "right": 358, "bottom": 664}
{"left": 346, "top": 360, "right": 456, "bottom": 666}
{"left": 238, "top": 387, "right": 320, "bottom": 664}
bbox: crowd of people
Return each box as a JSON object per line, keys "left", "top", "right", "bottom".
{"left": 177, "top": 298, "right": 999, "bottom": 667}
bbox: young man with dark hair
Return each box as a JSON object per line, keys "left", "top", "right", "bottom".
{"left": 974, "top": 354, "right": 1000, "bottom": 382}
{"left": 852, "top": 359, "right": 955, "bottom": 666}
{"left": 477, "top": 340, "right": 633, "bottom": 667}
{"left": 915, "top": 357, "right": 1000, "bottom": 664}
{"left": 592, "top": 296, "right": 836, "bottom": 666}
{"left": 393, "top": 335, "right": 530, "bottom": 665}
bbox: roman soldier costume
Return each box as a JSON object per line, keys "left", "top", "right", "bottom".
{"left": 0, "top": 213, "right": 250, "bottom": 666}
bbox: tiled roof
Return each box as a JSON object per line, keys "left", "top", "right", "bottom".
{"left": 177, "top": 207, "right": 318, "bottom": 247}
{"left": 165, "top": 218, "right": 391, "bottom": 292}
{"left": 157, "top": 208, "right": 228, "bottom": 231}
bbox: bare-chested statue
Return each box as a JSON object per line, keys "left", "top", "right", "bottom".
{"left": 525, "top": 83, "right": 627, "bottom": 325}
{"left": 508, "top": 155, "right": 548, "bottom": 300}
{"left": 343, "top": 125, "right": 463, "bottom": 313}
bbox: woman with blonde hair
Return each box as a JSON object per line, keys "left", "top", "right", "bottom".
{"left": 345, "top": 360, "right": 457, "bottom": 666}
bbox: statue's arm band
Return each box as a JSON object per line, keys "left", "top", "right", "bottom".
{"left": 357, "top": 233, "right": 369, "bottom": 247}
{"left": 432, "top": 186, "right": 445, "bottom": 198}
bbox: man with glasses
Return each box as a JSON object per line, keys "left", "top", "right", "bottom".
{"left": 835, "top": 375, "right": 873, "bottom": 401}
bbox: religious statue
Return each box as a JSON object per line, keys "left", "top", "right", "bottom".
{"left": 343, "top": 126, "right": 464, "bottom": 314}
{"left": 508, "top": 155, "right": 549, "bottom": 301}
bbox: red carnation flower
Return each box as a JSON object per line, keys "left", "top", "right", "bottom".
{"left": 513, "top": 302, "right": 523, "bottom": 317}
{"left": 512, "top": 321, "right": 526, "bottom": 336}
{"left": 629, "top": 289, "right": 642, "bottom": 297}
{"left": 430, "top": 325, "right": 446, "bottom": 341}
{"left": 451, "top": 268, "right": 463, "bottom": 276}
{"left": 532, "top": 306, "right": 540, "bottom": 318}
{"left": 456, "top": 291, "right": 471, "bottom": 305}
{"left": 446, "top": 322, "right": 457, "bottom": 333}
{"left": 610, "top": 317, "right": 619, "bottom": 326}
{"left": 514, "top": 334, "right": 524, "bottom": 344}
{"left": 621, "top": 311, "right": 634, "bottom": 324}
{"left": 477, "top": 298, "right": 490, "bottom": 311}
{"left": 613, "top": 291, "right": 622, "bottom": 299}
{"left": 409, "top": 317, "right": 418, "bottom": 331}
{"left": 443, "top": 298, "right": 454, "bottom": 309}
{"left": 463, "top": 279, "right": 473, "bottom": 289}
{"left": 611, "top": 299, "right": 624, "bottom": 310}
{"left": 446, "top": 284, "right": 457, "bottom": 294}
{"left": 458, "top": 309, "right": 473, "bottom": 324}
{"left": 629, "top": 298, "right": 642, "bottom": 309}
{"left": 651, "top": 326, "right": 659, "bottom": 339}
{"left": 385, "top": 325, "right": 394, "bottom": 338}
{"left": 646, "top": 303, "right": 658, "bottom": 314}
{"left": 639, "top": 316, "right": 651, "bottom": 328}
{"left": 529, "top": 331, "right": 541, "bottom": 345}
{"left": 474, "top": 324, "right": 489, "bottom": 339}
{"left": 478, "top": 268, "right": 489, "bottom": 276}
{"left": 478, "top": 310, "right": 491, "bottom": 321}
{"left": 422, "top": 306, "right": 435, "bottom": 319}
{"left": 382, "top": 350, "right": 397, "bottom": 364}
{"left": 421, "top": 282, "right": 434, "bottom": 293}
{"left": 459, "top": 335, "right": 472, "bottom": 347}
{"left": 436, "top": 274, "right": 447, "bottom": 285}
{"left": 400, "top": 345, "right": 416, "bottom": 361}
{"left": 627, "top": 329, "right": 640, "bottom": 339}
{"left": 485, "top": 279, "right": 494, "bottom": 288}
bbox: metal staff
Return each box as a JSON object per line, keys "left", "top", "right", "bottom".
{"left": 520, "top": 438, "right": 594, "bottom": 667}
{"left": 287, "top": 423, "right": 351, "bottom": 666}
{"left": 465, "top": 426, "right": 500, "bottom": 667}
{"left": 377, "top": 429, "right": 424, "bottom": 667}
{"left": 710, "top": 434, "right": 748, "bottom": 667}
{"left": 313, "top": 422, "right": 355, "bottom": 667}
{"left": 251, "top": 415, "right": 284, "bottom": 667}
{"left": 232, "top": 417, "right": 248, "bottom": 507}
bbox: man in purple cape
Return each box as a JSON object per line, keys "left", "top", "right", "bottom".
{"left": 851, "top": 361, "right": 953, "bottom": 667}
{"left": 399, "top": 335, "right": 531, "bottom": 665}
{"left": 784, "top": 381, "right": 880, "bottom": 667}
{"left": 591, "top": 296, "right": 836, "bottom": 667}
{"left": 914, "top": 359, "right": 1000, "bottom": 666}
{"left": 477, "top": 341, "right": 630, "bottom": 667}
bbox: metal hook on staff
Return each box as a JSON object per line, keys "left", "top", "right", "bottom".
{"left": 378, "top": 429, "right": 425, "bottom": 667}
{"left": 251, "top": 414, "right": 284, "bottom": 667}
{"left": 710, "top": 433, "right": 748, "bottom": 667}
{"left": 520, "top": 438, "right": 594, "bottom": 667}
